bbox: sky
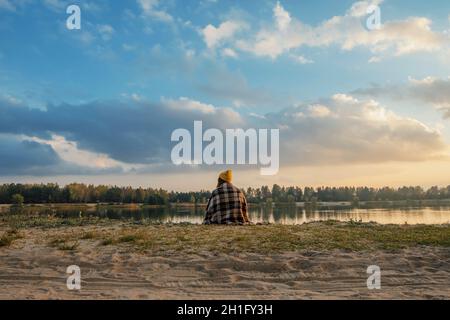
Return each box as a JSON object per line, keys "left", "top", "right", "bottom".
{"left": 0, "top": 0, "right": 450, "bottom": 190}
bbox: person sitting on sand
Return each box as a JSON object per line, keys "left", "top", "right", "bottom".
{"left": 203, "top": 169, "right": 250, "bottom": 224}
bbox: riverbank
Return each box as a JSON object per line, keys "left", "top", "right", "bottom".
{"left": 2, "top": 198, "right": 450, "bottom": 210}
{"left": 0, "top": 217, "right": 449, "bottom": 299}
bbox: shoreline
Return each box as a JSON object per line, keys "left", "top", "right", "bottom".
{"left": 2, "top": 198, "right": 450, "bottom": 208}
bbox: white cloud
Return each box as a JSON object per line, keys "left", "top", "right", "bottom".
{"left": 222, "top": 48, "right": 238, "bottom": 58}
{"left": 159, "top": 96, "right": 246, "bottom": 137}
{"left": 308, "top": 104, "right": 332, "bottom": 117}
{"left": 290, "top": 54, "right": 314, "bottom": 64}
{"left": 342, "top": 17, "right": 445, "bottom": 56}
{"left": 274, "top": 1, "right": 291, "bottom": 31}
{"left": 348, "top": 0, "right": 384, "bottom": 17}
{"left": 162, "top": 97, "right": 244, "bottom": 125}
{"left": 137, "top": 0, "right": 173, "bottom": 23}
{"left": 272, "top": 93, "right": 448, "bottom": 165}
{"left": 163, "top": 96, "right": 215, "bottom": 114}
{"left": 202, "top": 20, "right": 246, "bottom": 49}
{"left": 30, "top": 135, "right": 130, "bottom": 170}
{"left": 221, "top": 1, "right": 449, "bottom": 60}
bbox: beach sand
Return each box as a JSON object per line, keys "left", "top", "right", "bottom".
{"left": 0, "top": 222, "right": 449, "bottom": 299}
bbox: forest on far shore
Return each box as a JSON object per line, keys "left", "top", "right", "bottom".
{"left": 1, "top": 183, "right": 450, "bottom": 205}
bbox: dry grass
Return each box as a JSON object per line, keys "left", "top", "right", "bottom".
{"left": 38, "top": 221, "right": 450, "bottom": 254}
{"left": 2, "top": 213, "right": 449, "bottom": 254}
{"left": 0, "top": 229, "right": 23, "bottom": 247}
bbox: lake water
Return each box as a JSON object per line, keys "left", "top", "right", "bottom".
{"left": 9, "top": 204, "right": 450, "bottom": 225}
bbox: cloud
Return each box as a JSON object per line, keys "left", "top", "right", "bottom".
{"left": 0, "top": 134, "right": 123, "bottom": 176}
{"left": 162, "top": 96, "right": 244, "bottom": 124}
{"left": 201, "top": 20, "right": 246, "bottom": 49}
{"left": 0, "top": 135, "right": 60, "bottom": 173}
{"left": 266, "top": 94, "right": 448, "bottom": 165}
{"left": 210, "top": 0, "right": 449, "bottom": 60}
{"left": 0, "top": 91, "right": 447, "bottom": 176}
{"left": 274, "top": 1, "right": 291, "bottom": 31}
{"left": 354, "top": 76, "right": 450, "bottom": 119}
{"left": 289, "top": 54, "right": 314, "bottom": 64}
{"left": 340, "top": 16, "right": 446, "bottom": 56}
{"left": 0, "top": 96, "right": 245, "bottom": 168}
{"left": 30, "top": 134, "right": 131, "bottom": 171}
{"left": 221, "top": 48, "right": 238, "bottom": 58}
{"left": 137, "top": 0, "right": 173, "bottom": 23}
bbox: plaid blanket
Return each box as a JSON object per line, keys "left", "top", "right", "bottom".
{"left": 203, "top": 182, "right": 250, "bottom": 224}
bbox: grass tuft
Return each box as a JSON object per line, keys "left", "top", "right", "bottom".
{"left": 49, "top": 238, "right": 79, "bottom": 251}
{"left": 0, "top": 229, "right": 23, "bottom": 247}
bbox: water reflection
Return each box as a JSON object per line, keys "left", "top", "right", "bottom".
{"left": 249, "top": 206, "right": 450, "bottom": 225}
{"left": 3, "top": 204, "right": 450, "bottom": 225}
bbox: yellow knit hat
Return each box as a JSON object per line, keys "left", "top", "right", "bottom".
{"left": 219, "top": 169, "right": 233, "bottom": 183}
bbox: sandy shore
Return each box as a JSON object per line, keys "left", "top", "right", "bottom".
{"left": 0, "top": 223, "right": 449, "bottom": 300}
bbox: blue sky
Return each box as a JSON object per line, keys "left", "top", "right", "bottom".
{"left": 1, "top": 0, "right": 450, "bottom": 190}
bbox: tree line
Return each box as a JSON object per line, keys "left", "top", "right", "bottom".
{"left": 245, "top": 185, "right": 450, "bottom": 203}
{"left": 0, "top": 183, "right": 210, "bottom": 205}
{"left": 1, "top": 183, "right": 450, "bottom": 205}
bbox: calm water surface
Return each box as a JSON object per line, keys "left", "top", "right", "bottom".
{"left": 11, "top": 205, "right": 449, "bottom": 225}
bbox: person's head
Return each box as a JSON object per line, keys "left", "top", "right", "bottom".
{"left": 217, "top": 169, "right": 232, "bottom": 187}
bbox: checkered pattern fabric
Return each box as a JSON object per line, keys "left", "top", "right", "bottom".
{"left": 203, "top": 182, "right": 250, "bottom": 224}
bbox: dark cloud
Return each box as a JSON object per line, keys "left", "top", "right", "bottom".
{"left": 0, "top": 96, "right": 245, "bottom": 166}
{"left": 0, "top": 92, "right": 447, "bottom": 176}
{"left": 353, "top": 77, "right": 450, "bottom": 119}
{"left": 0, "top": 136, "right": 59, "bottom": 173}
{"left": 0, "top": 135, "right": 123, "bottom": 176}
